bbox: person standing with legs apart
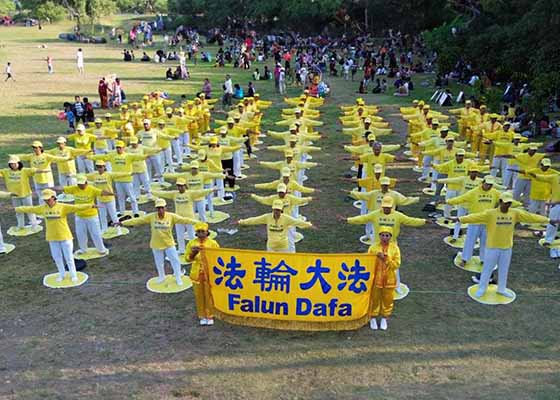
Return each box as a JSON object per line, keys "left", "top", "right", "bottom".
{"left": 16, "top": 189, "right": 94, "bottom": 282}
{"left": 368, "top": 226, "right": 401, "bottom": 331}
{"left": 458, "top": 191, "right": 557, "bottom": 298}
{"left": 122, "top": 199, "right": 198, "bottom": 285}
{"left": 62, "top": 174, "right": 111, "bottom": 256}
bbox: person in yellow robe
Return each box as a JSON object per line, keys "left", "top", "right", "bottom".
{"left": 186, "top": 222, "right": 220, "bottom": 326}
{"left": 368, "top": 226, "right": 401, "bottom": 331}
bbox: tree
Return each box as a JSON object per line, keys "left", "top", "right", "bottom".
{"left": 0, "top": 0, "right": 16, "bottom": 14}
{"left": 35, "top": 1, "right": 67, "bottom": 22}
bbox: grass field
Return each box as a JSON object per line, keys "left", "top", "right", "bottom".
{"left": 1, "top": 16, "right": 559, "bottom": 400}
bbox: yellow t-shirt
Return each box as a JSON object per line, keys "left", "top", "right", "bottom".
{"left": 0, "top": 168, "right": 35, "bottom": 197}
{"left": 239, "top": 213, "right": 312, "bottom": 251}
{"left": 63, "top": 185, "right": 103, "bottom": 218}
{"left": 460, "top": 208, "right": 548, "bottom": 248}
{"left": 348, "top": 209, "right": 425, "bottom": 244}
{"left": 123, "top": 212, "right": 198, "bottom": 249}
{"left": 16, "top": 203, "right": 91, "bottom": 241}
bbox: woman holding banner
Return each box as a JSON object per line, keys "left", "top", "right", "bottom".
{"left": 368, "top": 226, "right": 401, "bottom": 331}
{"left": 186, "top": 222, "right": 220, "bottom": 326}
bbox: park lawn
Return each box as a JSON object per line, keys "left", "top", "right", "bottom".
{"left": 1, "top": 16, "right": 559, "bottom": 400}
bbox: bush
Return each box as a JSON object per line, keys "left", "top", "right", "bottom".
{"left": 0, "top": 0, "right": 16, "bottom": 14}
{"left": 35, "top": 1, "right": 67, "bottom": 22}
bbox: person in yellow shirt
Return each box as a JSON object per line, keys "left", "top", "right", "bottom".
{"left": 16, "top": 189, "right": 94, "bottom": 282}
{"left": 237, "top": 200, "right": 313, "bottom": 252}
{"left": 67, "top": 124, "right": 97, "bottom": 173}
{"left": 127, "top": 136, "right": 161, "bottom": 202}
{"left": 1, "top": 156, "right": 39, "bottom": 230}
{"left": 91, "top": 140, "right": 150, "bottom": 218}
{"left": 523, "top": 158, "right": 557, "bottom": 215}
{"left": 47, "top": 136, "right": 91, "bottom": 192}
{"left": 88, "top": 117, "right": 119, "bottom": 164}
{"left": 259, "top": 150, "right": 318, "bottom": 185}
{"left": 62, "top": 174, "right": 110, "bottom": 256}
{"left": 250, "top": 183, "right": 312, "bottom": 252}
{"left": 368, "top": 226, "right": 401, "bottom": 331}
{"left": 86, "top": 160, "right": 128, "bottom": 234}
{"left": 346, "top": 196, "right": 427, "bottom": 294}
{"left": 437, "top": 165, "right": 484, "bottom": 243}
{"left": 348, "top": 177, "right": 419, "bottom": 243}
{"left": 491, "top": 133, "right": 530, "bottom": 189}
{"left": 358, "top": 142, "right": 396, "bottom": 178}
{"left": 447, "top": 175, "right": 503, "bottom": 266}
{"left": 122, "top": 198, "right": 199, "bottom": 285}
{"left": 254, "top": 166, "right": 315, "bottom": 195}
{"left": 458, "top": 191, "right": 554, "bottom": 298}
{"left": 164, "top": 161, "right": 224, "bottom": 222}
{"left": 156, "top": 119, "right": 181, "bottom": 173}
{"left": 152, "top": 177, "right": 213, "bottom": 254}
{"left": 15, "top": 141, "right": 69, "bottom": 204}
{"left": 0, "top": 191, "right": 14, "bottom": 254}
{"left": 510, "top": 145, "right": 545, "bottom": 201}
{"left": 485, "top": 121, "right": 514, "bottom": 178}
{"left": 186, "top": 222, "right": 220, "bottom": 326}
{"left": 532, "top": 172, "right": 560, "bottom": 259}
{"left": 136, "top": 119, "right": 164, "bottom": 181}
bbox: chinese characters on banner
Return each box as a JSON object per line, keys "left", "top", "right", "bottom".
{"left": 203, "top": 248, "right": 377, "bottom": 330}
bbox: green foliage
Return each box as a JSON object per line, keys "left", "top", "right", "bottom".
{"left": 117, "top": 0, "right": 166, "bottom": 13}
{"left": 0, "top": 0, "right": 16, "bottom": 14}
{"left": 35, "top": 1, "right": 67, "bottom": 21}
{"left": 426, "top": 0, "right": 560, "bottom": 112}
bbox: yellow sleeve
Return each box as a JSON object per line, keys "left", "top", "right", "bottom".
{"left": 460, "top": 210, "right": 490, "bottom": 225}
{"left": 239, "top": 214, "right": 269, "bottom": 225}
{"left": 398, "top": 213, "right": 426, "bottom": 227}
{"left": 123, "top": 214, "right": 152, "bottom": 226}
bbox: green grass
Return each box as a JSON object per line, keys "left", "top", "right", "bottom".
{"left": 1, "top": 15, "right": 560, "bottom": 400}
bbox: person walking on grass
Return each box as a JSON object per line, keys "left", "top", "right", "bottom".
{"left": 5, "top": 62, "right": 15, "bottom": 82}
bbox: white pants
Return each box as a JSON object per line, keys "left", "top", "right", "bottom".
{"left": 462, "top": 224, "right": 487, "bottom": 261}
{"left": 152, "top": 246, "right": 183, "bottom": 282}
{"left": 422, "top": 155, "right": 433, "bottom": 179}
{"left": 233, "top": 150, "right": 243, "bottom": 177}
{"left": 0, "top": 224, "right": 4, "bottom": 250}
{"left": 160, "top": 147, "right": 174, "bottom": 172}
{"left": 194, "top": 200, "right": 206, "bottom": 222}
{"left": 180, "top": 132, "right": 191, "bottom": 156}
{"left": 215, "top": 178, "right": 225, "bottom": 199}
{"left": 172, "top": 139, "right": 183, "bottom": 164}
{"left": 175, "top": 223, "right": 195, "bottom": 254}
{"left": 529, "top": 199, "right": 546, "bottom": 215}
{"left": 205, "top": 183, "right": 215, "bottom": 214}
{"left": 288, "top": 227, "right": 296, "bottom": 252}
{"left": 115, "top": 182, "right": 139, "bottom": 214}
{"left": 146, "top": 155, "right": 163, "bottom": 180}
{"left": 453, "top": 206, "right": 468, "bottom": 239}
{"left": 503, "top": 165, "right": 518, "bottom": 189}
{"left": 76, "top": 155, "right": 94, "bottom": 173}
{"left": 97, "top": 198, "right": 118, "bottom": 232}
{"left": 132, "top": 172, "right": 151, "bottom": 198}
{"left": 12, "top": 196, "right": 36, "bottom": 227}
{"left": 478, "top": 247, "right": 512, "bottom": 294}
{"left": 545, "top": 204, "right": 560, "bottom": 258}
{"left": 75, "top": 215, "right": 107, "bottom": 252}
{"left": 491, "top": 156, "right": 508, "bottom": 178}
{"left": 34, "top": 182, "right": 50, "bottom": 205}
{"left": 513, "top": 178, "right": 530, "bottom": 201}
{"left": 49, "top": 240, "right": 77, "bottom": 279}
{"left": 444, "top": 189, "right": 459, "bottom": 219}
{"left": 58, "top": 172, "right": 76, "bottom": 187}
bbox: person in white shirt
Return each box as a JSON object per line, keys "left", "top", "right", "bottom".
{"left": 76, "top": 48, "right": 84, "bottom": 74}
{"left": 4, "top": 62, "right": 14, "bottom": 81}
{"left": 223, "top": 74, "right": 233, "bottom": 109}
